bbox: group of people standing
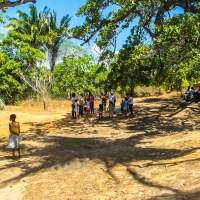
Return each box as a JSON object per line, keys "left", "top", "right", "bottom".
{"left": 120, "top": 93, "right": 133, "bottom": 116}
{"left": 71, "top": 92, "right": 95, "bottom": 119}
{"left": 98, "top": 92, "right": 116, "bottom": 119}
{"left": 71, "top": 91, "right": 134, "bottom": 119}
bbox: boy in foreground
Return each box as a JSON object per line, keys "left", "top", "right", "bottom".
{"left": 8, "top": 114, "right": 21, "bottom": 158}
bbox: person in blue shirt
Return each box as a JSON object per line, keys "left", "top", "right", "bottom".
{"left": 123, "top": 97, "right": 128, "bottom": 116}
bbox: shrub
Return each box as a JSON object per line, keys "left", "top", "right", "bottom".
{"left": 0, "top": 98, "right": 5, "bottom": 110}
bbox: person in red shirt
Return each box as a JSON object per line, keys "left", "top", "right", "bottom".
{"left": 101, "top": 92, "right": 108, "bottom": 113}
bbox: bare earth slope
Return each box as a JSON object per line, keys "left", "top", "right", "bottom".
{"left": 1, "top": 97, "right": 200, "bottom": 200}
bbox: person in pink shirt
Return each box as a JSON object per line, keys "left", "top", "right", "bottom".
{"left": 88, "top": 92, "right": 95, "bottom": 114}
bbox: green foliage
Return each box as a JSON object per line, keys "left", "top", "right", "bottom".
{"left": 1, "top": 31, "right": 46, "bottom": 70}
{"left": 0, "top": 52, "right": 22, "bottom": 104}
{"left": 5, "top": 5, "right": 50, "bottom": 49}
{"left": 52, "top": 55, "right": 108, "bottom": 98}
{"left": 105, "top": 26, "right": 151, "bottom": 92}
{"left": 39, "top": 11, "right": 72, "bottom": 72}
{"left": 6, "top": 5, "right": 72, "bottom": 72}
{"left": 18, "top": 66, "right": 52, "bottom": 109}
{"left": 152, "top": 13, "right": 200, "bottom": 90}
{"left": 0, "top": 97, "right": 5, "bottom": 110}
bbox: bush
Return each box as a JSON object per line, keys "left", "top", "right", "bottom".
{"left": 0, "top": 98, "right": 5, "bottom": 110}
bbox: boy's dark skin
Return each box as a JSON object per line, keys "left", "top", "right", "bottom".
{"left": 9, "top": 114, "right": 21, "bottom": 158}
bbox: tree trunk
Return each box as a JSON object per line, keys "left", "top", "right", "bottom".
{"left": 43, "top": 98, "right": 47, "bottom": 110}
{"left": 130, "top": 83, "right": 134, "bottom": 96}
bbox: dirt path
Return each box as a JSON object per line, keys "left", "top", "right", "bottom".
{"left": 1, "top": 98, "right": 200, "bottom": 199}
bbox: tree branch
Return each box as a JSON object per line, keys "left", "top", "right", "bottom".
{"left": 160, "top": 0, "right": 200, "bottom": 13}
{"left": 83, "top": 0, "right": 140, "bottom": 44}
{"left": 0, "top": 0, "right": 36, "bottom": 9}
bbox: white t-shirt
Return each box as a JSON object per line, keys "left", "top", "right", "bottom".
{"left": 71, "top": 97, "right": 76, "bottom": 105}
{"left": 128, "top": 96, "right": 133, "bottom": 104}
{"left": 87, "top": 101, "right": 90, "bottom": 109}
{"left": 74, "top": 102, "right": 79, "bottom": 112}
{"left": 110, "top": 95, "right": 116, "bottom": 103}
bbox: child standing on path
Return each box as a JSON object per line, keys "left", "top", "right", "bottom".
{"left": 108, "top": 101, "right": 114, "bottom": 118}
{"left": 98, "top": 104, "right": 103, "bottom": 119}
{"left": 123, "top": 97, "right": 128, "bottom": 116}
{"left": 86, "top": 98, "right": 91, "bottom": 118}
{"left": 74, "top": 99, "right": 79, "bottom": 118}
{"left": 8, "top": 114, "right": 21, "bottom": 158}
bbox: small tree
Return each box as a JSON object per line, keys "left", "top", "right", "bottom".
{"left": 18, "top": 66, "right": 52, "bottom": 109}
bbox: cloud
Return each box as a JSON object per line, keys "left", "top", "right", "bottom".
{"left": 91, "top": 44, "right": 103, "bottom": 55}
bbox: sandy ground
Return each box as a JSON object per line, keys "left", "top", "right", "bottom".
{"left": 1, "top": 97, "right": 200, "bottom": 200}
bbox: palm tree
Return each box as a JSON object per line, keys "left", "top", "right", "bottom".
{"left": 6, "top": 4, "right": 50, "bottom": 49}
{"left": 6, "top": 5, "right": 71, "bottom": 72}
{"left": 45, "top": 11, "right": 72, "bottom": 72}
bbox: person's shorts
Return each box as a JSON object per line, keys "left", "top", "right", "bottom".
{"left": 8, "top": 136, "right": 20, "bottom": 149}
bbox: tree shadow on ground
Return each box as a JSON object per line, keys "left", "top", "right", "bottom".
{"left": 127, "top": 166, "right": 200, "bottom": 200}
{"left": 1, "top": 97, "right": 200, "bottom": 197}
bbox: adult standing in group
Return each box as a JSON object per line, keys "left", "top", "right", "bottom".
{"left": 78, "top": 93, "right": 84, "bottom": 116}
{"left": 71, "top": 93, "right": 76, "bottom": 119}
{"left": 100, "top": 92, "right": 108, "bottom": 113}
{"left": 128, "top": 93, "right": 133, "bottom": 115}
{"left": 89, "top": 92, "right": 95, "bottom": 114}
{"left": 110, "top": 92, "right": 116, "bottom": 113}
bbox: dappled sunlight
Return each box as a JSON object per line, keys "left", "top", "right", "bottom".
{"left": 1, "top": 97, "right": 200, "bottom": 199}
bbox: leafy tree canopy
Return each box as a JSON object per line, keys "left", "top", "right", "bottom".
{"left": 72, "top": 0, "right": 200, "bottom": 52}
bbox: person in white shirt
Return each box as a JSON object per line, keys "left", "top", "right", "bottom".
{"left": 74, "top": 100, "right": 79, "bottom": 118}
{"left": 86, "top": 98, "right": 91, "bottom": 118}
{"left": 110, "top": 92, "right": 116, "bottom": 113}
{"left": 128, "top": 93, "right": 133, "bottom": 115}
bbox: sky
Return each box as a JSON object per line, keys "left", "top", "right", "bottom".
{"left": 0, "top": 0, "right": 133, "bottom": 53}
{"left": 1, "top": 0, "right": 184, "bottom": 53}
